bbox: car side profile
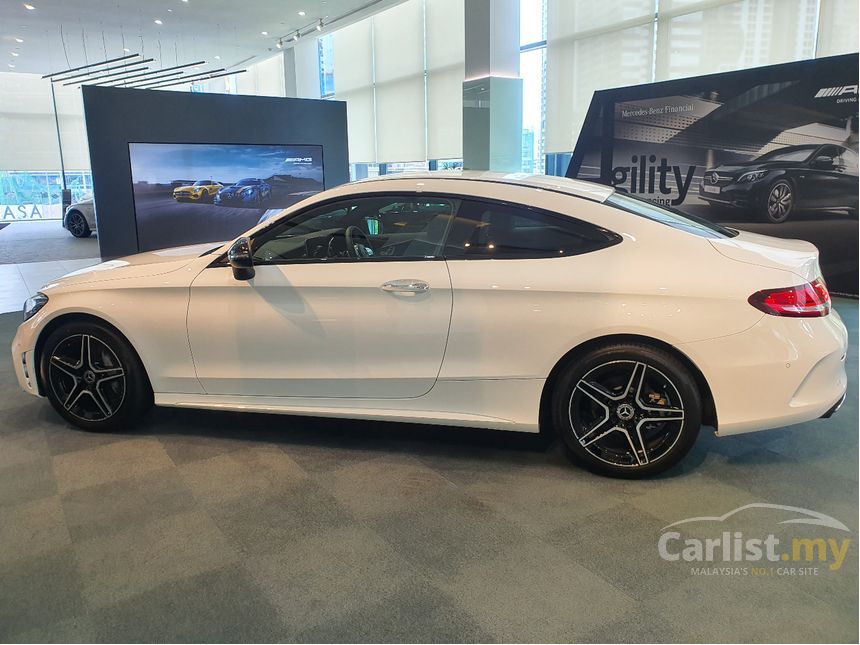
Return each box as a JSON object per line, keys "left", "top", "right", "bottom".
{"left": 63, "top": 197, "right": 97, "bottom": 238}
{"left": 173, "top": 180, "right": 223, "bottom": 203}
{"left": 214, "top": 178, "right": 272, "bottom": 206}
{"left": 699, "top": 143, "right": 859, "bottom": 223}
{"left": 13, "top": 172, "right": 847, "bottom": 477}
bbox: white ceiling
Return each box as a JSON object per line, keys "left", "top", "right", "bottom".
{"left": 1, "top": 0, "right": 403, "bottom": 76}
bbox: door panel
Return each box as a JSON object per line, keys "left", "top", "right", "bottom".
{"left": 187, "top": 261, "right": 452, "bottom": 398}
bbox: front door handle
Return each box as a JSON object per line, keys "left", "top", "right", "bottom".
{"left": 381, "top": 279, "right": 430, "bottom": 293}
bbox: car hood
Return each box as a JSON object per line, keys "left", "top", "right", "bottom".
{"left": 40, "top": 241, "right": 225, "bottom": 291}
{"left": 174, "top": 186, "right": 198, "bottom": 193}
{"left": 709, "top": 229, "right": 820, "bottom": 282}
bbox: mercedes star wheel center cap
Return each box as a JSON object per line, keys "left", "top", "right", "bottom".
{"left": 616, "top": 402, "right": 635, "bottom": 421}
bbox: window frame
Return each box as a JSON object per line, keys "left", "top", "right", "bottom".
{"left": 211, "top": 191, "right": 622, "bottom": 268}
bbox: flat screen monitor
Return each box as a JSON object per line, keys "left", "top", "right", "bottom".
{"left": 128, "top": 142, "right": 324, "bottom": 251}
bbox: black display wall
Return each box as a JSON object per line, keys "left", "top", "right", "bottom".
{"left": 567, "top": 54, "right": 859, "bottom": 296}
{"left": 82, "top": 86, "right": 349, "bottom": 259}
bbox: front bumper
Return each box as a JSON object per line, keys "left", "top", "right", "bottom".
{"left": 682, "top": 309, "right": 848, "bottom": 436}
{"left": 698, "top": 181, "right": 764, "bottom": 209}
{"left": 11, "top": 322, "right": 42, "bottom": 397}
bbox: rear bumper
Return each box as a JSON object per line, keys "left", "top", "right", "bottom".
{"left": 682, "top": 310, "right": 848, "bottom": 436}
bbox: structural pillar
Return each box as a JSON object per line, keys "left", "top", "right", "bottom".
{"left": 282, "top": 48, "right": 298, "bottom": 98}
{"left": 462, "top": 0, "right": 523, "bottom": 172}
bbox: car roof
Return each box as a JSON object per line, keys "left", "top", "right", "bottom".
{"left": 351, "top": 170, "right": 615, "bottom": 203}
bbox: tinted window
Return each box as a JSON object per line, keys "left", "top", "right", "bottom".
{"left": 757, "top": 146, "right": 816, "bottom": 163}
{"left": 444, "top": 200, "right": 621, "bottom": 259}
{"left": 607, "top": 192, "right": 737, "bottom": 239}
{"left": 253, "top": 196, "right": 458, "bottom": 263}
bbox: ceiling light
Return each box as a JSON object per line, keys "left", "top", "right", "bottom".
{"left": 11, "top": 51, "right": 19, "bottom": 56}
{"left": 167, "top": 7, "right": 173, "bottom": 11}
{"left": 14, "top": 37, "right": 24, "bottom": 43}
{"left": 275, "top": 40, "right": 282, "bottom": 49}
{"left": 123, "top": 47, "right": 130, "bottom": 52}
{"left": 292, "top": 31, "right": 299, "bottom": 42}
{"left": 214, "top": 55, "right": 221, "bottom": 60}
{"left": 298, "top": 10, "right": 306, "bottom": 16}
{"left": 8, "top": 63, "right": 15, "bottom": 68}
{"left": 23, "top": 3, "right": 35, "bottom": 10}
{"left": 261, "top": 31, "right": 268, "bottom": 36}
{"left": 154, "top": 19, "right": 163, "bottom": 25}
{"left": 316, "top": 19, "right": 323, "bottom": 31}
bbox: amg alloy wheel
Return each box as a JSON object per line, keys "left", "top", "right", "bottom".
{"left": 762, "top": 180, "right": 793, "bottom": 223}
{"left": 67, "top": 211, "right": 91, "bottom": 238}
{"left": 41, "top": 321, "right": 152, "bottom": 431}
{"left": 553, "top": 344, "right": 701, "bottom": 477}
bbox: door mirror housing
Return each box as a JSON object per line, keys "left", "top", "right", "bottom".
{"left": 811, "top": 155, "right": 835, "bottom": 169}
{"left": 228, "top": 236, "right": 255, "bottom": 280}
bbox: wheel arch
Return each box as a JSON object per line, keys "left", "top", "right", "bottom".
{"left": 63, "top": 208, "right": 80, "bottom": 226}
{"left": 34, "top": 312, "right": 153, "bottom": 396}
{"left": 538, "top": 333, "right": 717, "bottom": 434}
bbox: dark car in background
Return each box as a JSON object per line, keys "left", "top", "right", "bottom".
{"left": 214, "top": 178, "right": 272, "bottom": 207}
{"left": 699, "top": 144, "right": 859, "bottom": 223}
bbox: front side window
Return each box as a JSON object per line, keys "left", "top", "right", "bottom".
{"left": 252, "top": 196, "right": 458, "bottom": 263}
{"left": 757, "top": 146, "right": 816, "bottom": 163}
{"left": 444, "top": 200, "right": 621, "bottom": 259}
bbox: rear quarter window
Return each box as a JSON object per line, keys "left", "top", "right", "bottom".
{"left": 444, "top": 199, "right": 622, "bottom": 259}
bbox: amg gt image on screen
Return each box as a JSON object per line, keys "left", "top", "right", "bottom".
{"left": 129, "top": 142, "right": 324, "bottom": 251}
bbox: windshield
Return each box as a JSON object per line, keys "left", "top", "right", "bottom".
{"left": 756, "top": 147, "right": 816, "bottom": 163}
{"left": 606, "top": 193, "right": 737, "bottom": 239}
{"left": 236, "top": 179, "right": 258, "bottom": 186}
{"left": 193, "top": 180, "right": 213, "bottom": 186}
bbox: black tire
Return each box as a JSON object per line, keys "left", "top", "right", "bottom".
{"left": 66, "top": 211, "right": 91, "bottom": 238}
{"left": 40, "top": 320, "right": 152, "bottom": 432}
{"left": 552, "top": 343, "right": 702, "bottom": 478}
{"left": 758, "top": 179, "right": 794, "bottom": 223}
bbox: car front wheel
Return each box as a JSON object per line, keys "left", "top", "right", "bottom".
{"left": 41, "top": 321, "right": 152, "bottom": 432}
{"left": 760, "top": 180, "right": 794, "bottom": 223}
{"left": 553, "top": 343, "right": 702, "bottom": 478}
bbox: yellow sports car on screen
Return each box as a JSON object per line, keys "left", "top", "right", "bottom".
{"left": 173, "top": 180, "right": 223, "bottom": 203}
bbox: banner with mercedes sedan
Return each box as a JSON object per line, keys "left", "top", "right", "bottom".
{"left": 567, "top": 54, "right": 858, "bottom": 296}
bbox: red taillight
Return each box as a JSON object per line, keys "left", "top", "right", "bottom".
{"left": 748, "top": 278, "right": 831, "bottom": 317}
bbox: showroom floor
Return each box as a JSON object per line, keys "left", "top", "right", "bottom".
{"left": 0, "top": 221, "right": 99, "bottom": 265}
{"left": 0, "top": 302, "right": 856, "bottom": 643}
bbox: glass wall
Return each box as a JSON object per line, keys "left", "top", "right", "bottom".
{"left": 0, "top": 170, "right": 92, "bottom": 221}
{"left": 321, "top": 0, "right": 466, "bottom": 166}
{"left": 520, "top": 0, "right": 547, "bottom": 173}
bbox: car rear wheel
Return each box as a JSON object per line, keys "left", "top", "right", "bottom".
{"left": 41, "top": 321, "right": 152, "bottom": 432}
{"left": 66, "top": 211, "right": 91, "bottom": 238}
{"left": 760, "top": 180, "right": 794, "bottom": 223}
{"left": 552, "top": 343, "right": 702, "bottom": 478}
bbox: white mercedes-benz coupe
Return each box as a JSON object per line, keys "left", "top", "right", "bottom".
{"left": 12, "top": 172, "right": 848, "bottom": 477}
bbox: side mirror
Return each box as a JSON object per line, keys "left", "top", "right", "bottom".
{"left": 228, "top": 236, "right": 255, "bottom": 280}
{"left": 811, "top": 155, "right": 834, "bottom": 169}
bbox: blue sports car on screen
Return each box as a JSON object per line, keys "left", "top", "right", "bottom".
{"left": 214, "top": 178, "right": 272, "bottom": 206}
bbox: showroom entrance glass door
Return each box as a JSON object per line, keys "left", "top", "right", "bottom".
{"left": 186, "top": 197, "right": 455, "bottom": 399}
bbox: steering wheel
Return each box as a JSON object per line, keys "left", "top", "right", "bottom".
{"left": 344, "top": 225, "right": 373, "bottom": 258}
